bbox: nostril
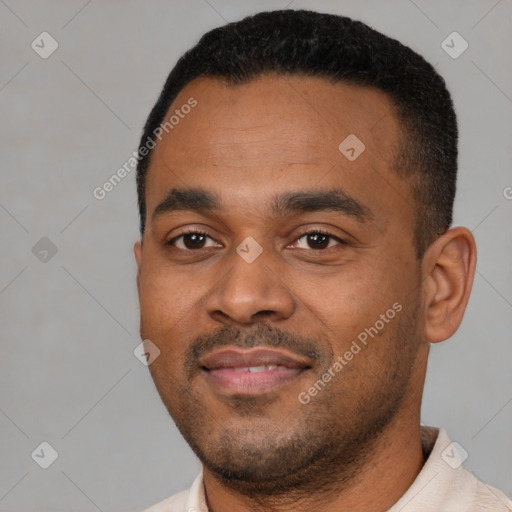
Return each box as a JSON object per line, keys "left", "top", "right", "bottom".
{"left": 256, "top": 310, "right": 275, "bottom": 317}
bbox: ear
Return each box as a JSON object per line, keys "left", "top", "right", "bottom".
{"left": 421, "top": 227, "right": 477, "bottom": 343}
{"left": 134, "top": 239, "right": 143, "bottom": 294}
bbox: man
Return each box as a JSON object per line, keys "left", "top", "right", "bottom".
{"left": 133, "top": 9, "right": 512, "bottom": 512}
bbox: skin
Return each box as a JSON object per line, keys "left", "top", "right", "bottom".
{"left": 134, "top": 74, "right": 476, "bottom": 512}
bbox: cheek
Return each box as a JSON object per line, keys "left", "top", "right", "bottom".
{"left": 139, "top": 258, "right": 198, "bottom": 319}
{"left": 297, "top": 257, "right": 413, "bottom": 351}
{"left": 139, "top": 275, "right": 192, "bottom": 390}
{"left": 138, "top": 259, "right": 220, "bottom": 372}
{"left": 298, "top": 259, "right": 392, "bottom": 314}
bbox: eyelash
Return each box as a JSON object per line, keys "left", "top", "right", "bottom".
{"left": 167, "top": 228, "right": 345, "bottom": 252}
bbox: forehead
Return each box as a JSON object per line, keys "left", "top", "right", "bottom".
{"left": 154, "top": 74, "right": 399, "bottom": 163}
{"left": 145, "top": 74, "right": 413, "bottom": 229}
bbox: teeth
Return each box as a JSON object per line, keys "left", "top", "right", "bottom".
{"left": 227, "top": 365, "right": 282, "bottom": 373}
{"left": 248, "top": 365, "right": 268, "bottom": 373}
{"left": 248, "top": 365, "right": 278, "bottom": 372}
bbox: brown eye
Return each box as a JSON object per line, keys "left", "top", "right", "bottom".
{"left": 168, "top": 231, "right": 218, "bottom": 250}
{"left": 293, "top": 231, "right": 344, "bottom": 250}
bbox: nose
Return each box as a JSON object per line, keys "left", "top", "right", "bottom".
{"left": 205, "top": 246, "right": 295, "bottom": 326}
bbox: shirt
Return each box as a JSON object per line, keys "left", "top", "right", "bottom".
{"left": 143, "top": 426, "right": 512, "bottom": 511}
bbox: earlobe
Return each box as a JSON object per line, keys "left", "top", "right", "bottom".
{"left": 134, "top": 240, "right": 143, "bottom": 294}
{"left": 134, "top": 239, "right": 143, "bottom": 269}
{"left": 422, "top": 227, "right": 477, "bottom": 344}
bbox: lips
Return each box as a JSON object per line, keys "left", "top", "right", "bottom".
{"left": 201, "top": 348, "right": 311, "bottom": 370}
{"left": 200, "top": 348, "right": 312, "bottom": 395}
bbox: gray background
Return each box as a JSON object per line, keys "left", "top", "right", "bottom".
{"left": 1, "top": 0, "right": 511, "bottom": 511}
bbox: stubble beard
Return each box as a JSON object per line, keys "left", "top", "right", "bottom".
{"left": 148, "top": 295, "right": 422, "bottom": 500}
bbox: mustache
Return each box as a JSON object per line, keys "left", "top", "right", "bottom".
{"left": 184, "top": 322, "right": 329, "bottom": 378}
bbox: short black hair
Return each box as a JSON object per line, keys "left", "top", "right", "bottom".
{"left": 136, "top": 9, "right": 457, "bottom": 257}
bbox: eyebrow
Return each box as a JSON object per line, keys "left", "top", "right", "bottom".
{"left": 151, "top": 186, "right": 374, "bottom": 223}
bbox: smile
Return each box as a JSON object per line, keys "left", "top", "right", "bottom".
{"left": 200, "top": 348, "right": 312, "bottom": 395}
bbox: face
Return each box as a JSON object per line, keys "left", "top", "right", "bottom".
{"left": 135, "top": 75, "right": 427, "bottom": 493}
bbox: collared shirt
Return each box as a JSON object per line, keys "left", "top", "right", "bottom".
{"left": 143, "top": 426, "right": 512, "bottom": 511}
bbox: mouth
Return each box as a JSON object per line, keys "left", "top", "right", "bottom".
{"left": 200, "top": 347, "right": 313, "bottom": 395}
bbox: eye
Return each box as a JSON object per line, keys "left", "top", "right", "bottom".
{"left": 291, "top": 230, "right": 344, "bottom": 250}
{"left": 167, "top": 229, "right": 345, "bottom": 252}
{"left": 167, "top": 230, "right": 220, "bottom": 250}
